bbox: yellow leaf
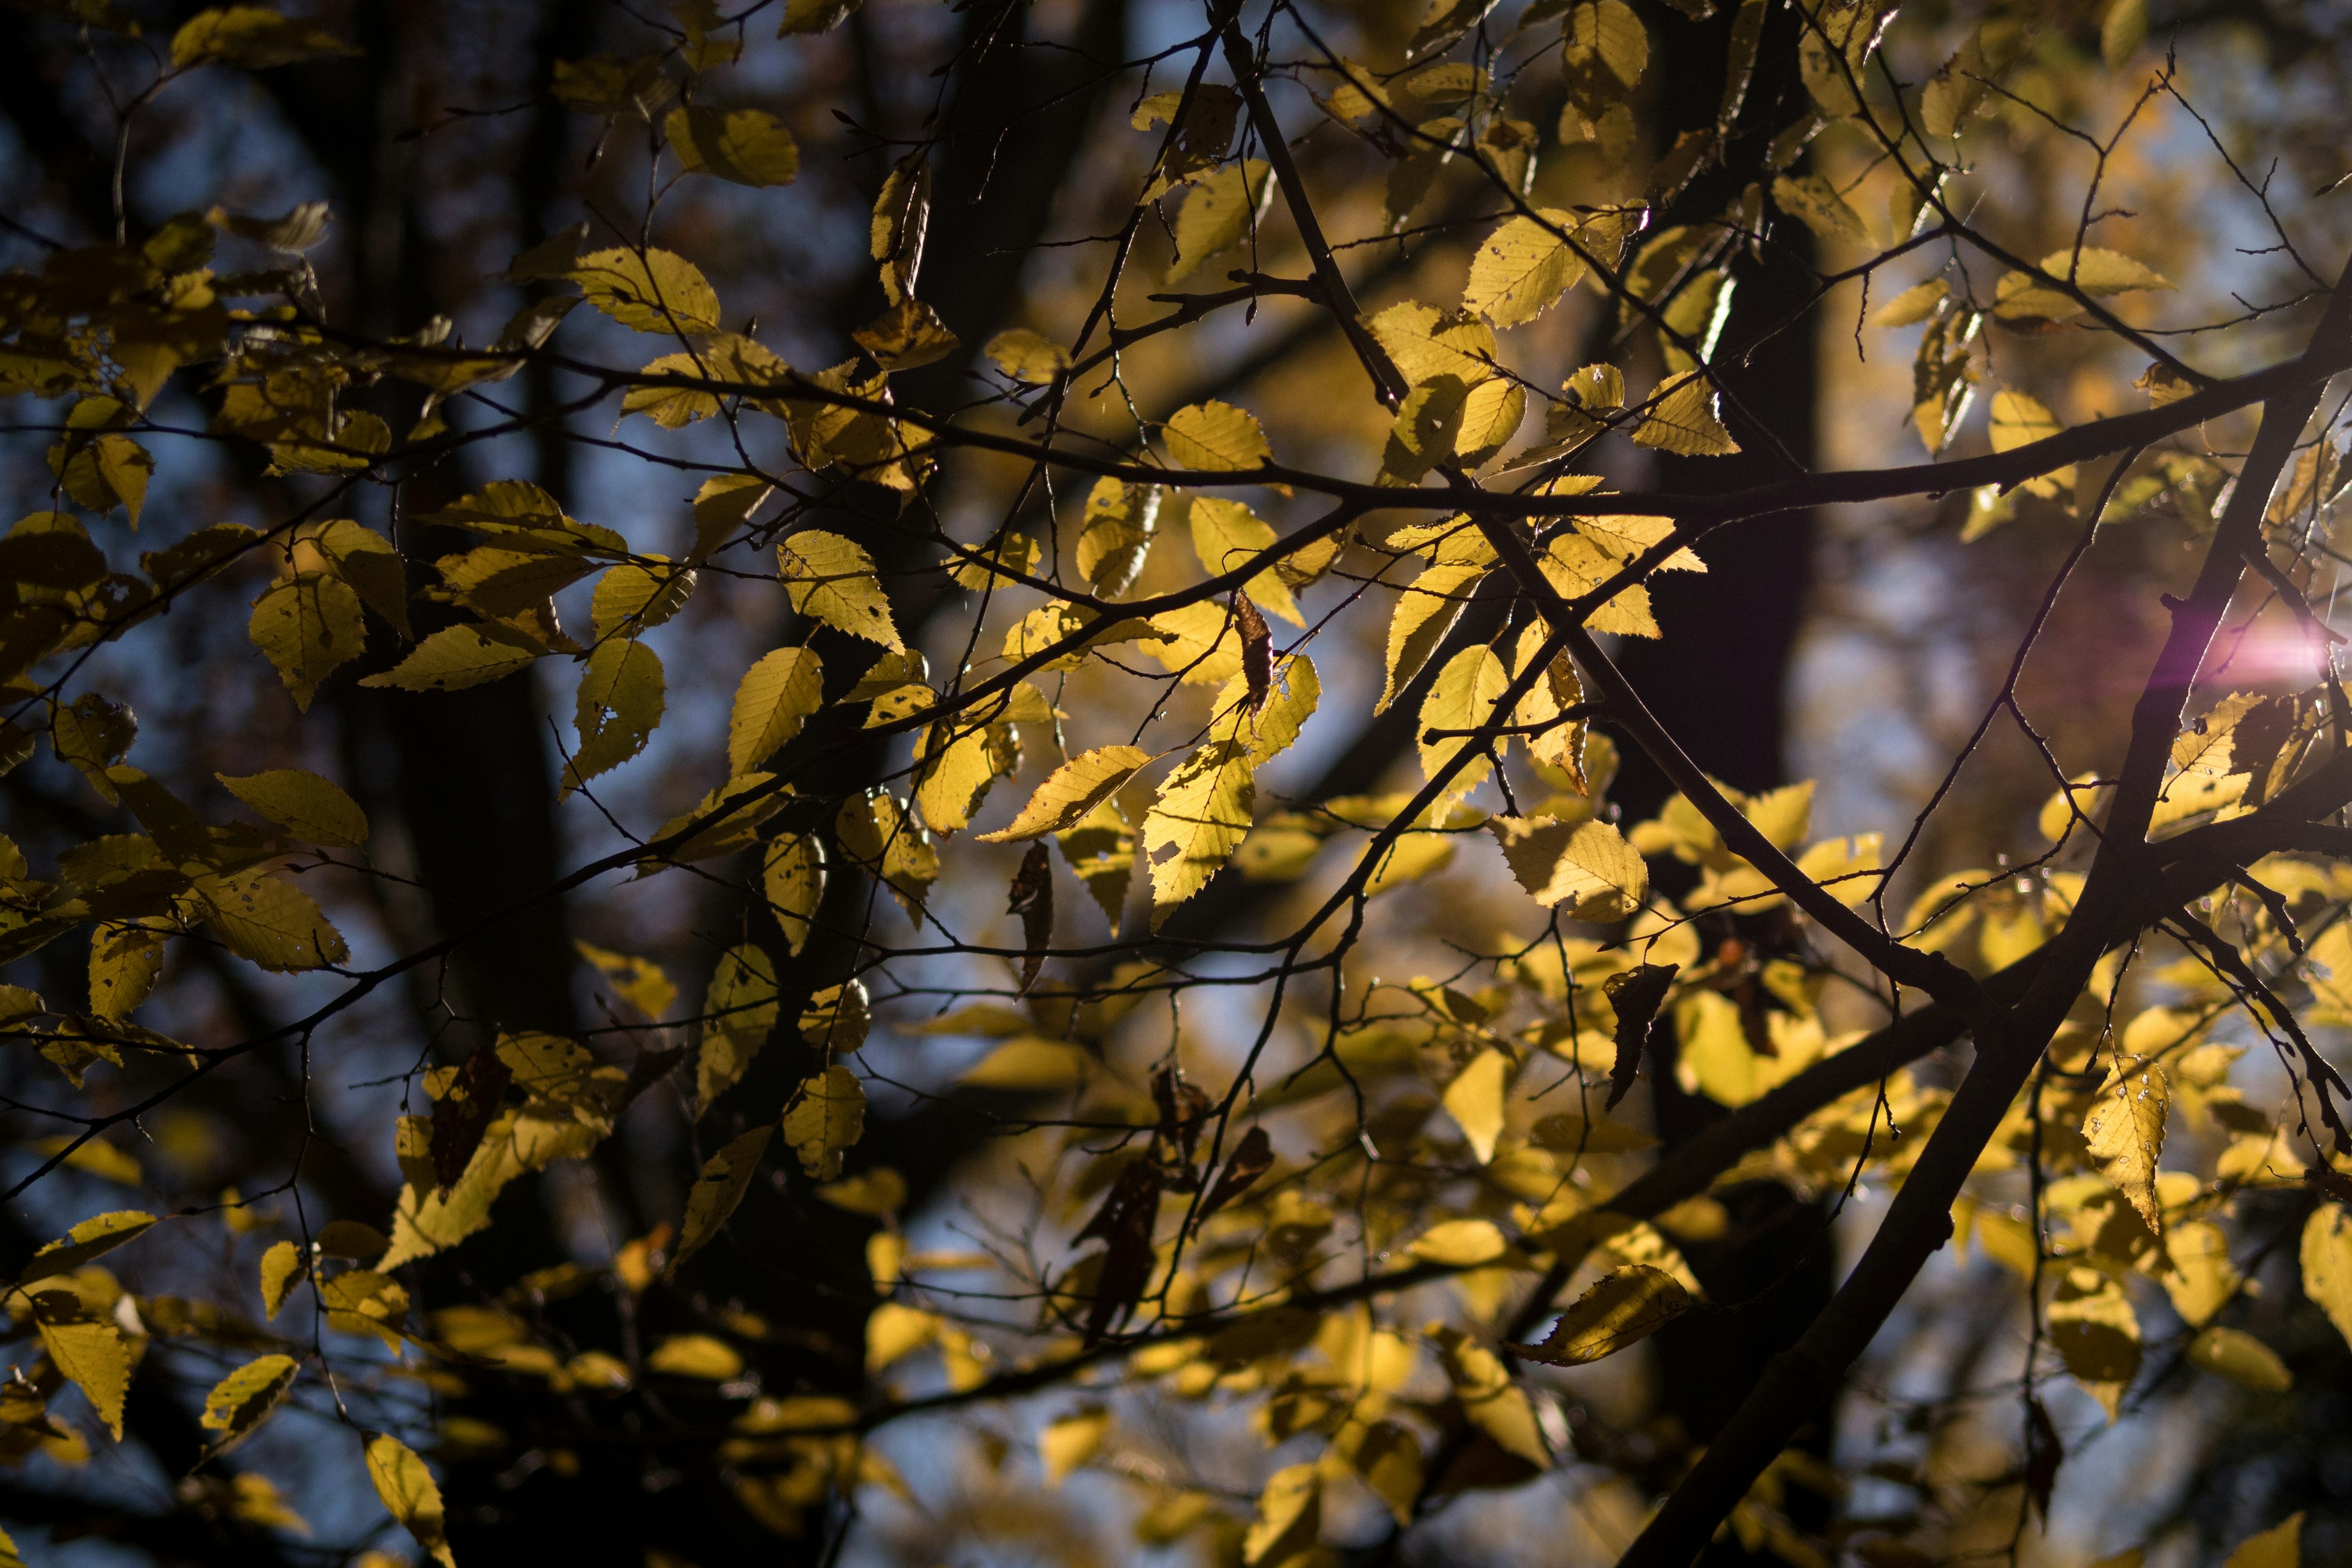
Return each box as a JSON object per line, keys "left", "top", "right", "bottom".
{"left": 1166, "top": 160, "right": 1273, "bottom": 283}
{"left": 1379, "top": 561, "right": 1485, "bottom": 714}
{"left": 1335, "top": 1419, "right": 1423, "bottom": 1526}
{"left": 2082, "top": 1054, "right": 2169, "bottom": 1234}
{"left": 217, "top": 768, "right": 368, "bottom": 847}
{"left": 725, "top": 649, "right": 824, "bottom": 780}
{"left": 2188, "top": 1325, "right": 2292, "bottom": 1392}
{"left": 668, "top": 1126, "right": 774, "bottom": 1276}
{"left": 778, "top": 530, "right": 903, "bottom": 650}
{"left": 1188, "top": 497, "right": 1299, "bottom": 622}
{"left": 200, "top": 1354, "right": 298, "bottom": 1439}
{"left": 866, "top": 1302, "right": 938, "bottom": 1372}
{"left": 2040, "top": 246, "right": 2171, "bottom": 295}
{"left": 1631, "top": 371, "right": 1740, "bottom": 456}
{"left": 1039, "top": 1407, "right": 1109, "bottom": 1485}
{"left": 1442, "top": 1048, "right": 1510, "bottom": 1163}
{"left": 1076, "top": 479, "right": 1161, "bottom": 594}
{"left": 1242, "top": 1463, "right": 1321, "bottom": 1567}
{"left": 1463, "top": 209, "right": 1591, "bottom": 329}
{"left": 666, "top": 105, "right": 799, "bottom": 187}
{"left": 1417, "top": 644, "right": 1510, "bottom": 801}
{"left": 1989, "top": 388, "right": 2075, "bottom": 497}
{"left": 960, "top": 1036, "right": 1090, "bottom": 1090}
{"left": 32, "top": 1300, "right": 132, "bottom": 1441}
{"left": 32, "top": 1134, "right": 145, "bottom": 1186}
{"left": 762, "top": 833, "right": 826, "bottom": 956}
{"left": 571, "top": 247, "right": 722, "bottom": 334}
{"left": 985, "top": 328, "right": 1071, "bottom": 384}
{"left": 1409, "top": 1218, "right": 1509, "bottom": 1267}
{"left": 1507, "top": 1264, "right": 1692, "bottom": 1365}
{"left": 2303, "top": 1203, "right": 2352, "bottom": 1351}
{"left": 172, "top": 6, "right": 358, "bottom": 69}
{"left": 318, "top": 1219, "right": 388, "bottom": 1261}
{"left": 358, "top": 622, "right": 543, "bottom": 693}
{"left": 1488, "top": 815, "right": 1648, "bottom": 920}
{"left": 783, "top": 1065, "right": 866, "bottom": 1180}
{"left": 647, "top": 1333, "right": 743, "bottom": 1380}
{"left": 260, "top": 1239, "right": 304, "bottom": 1319}
{"left": 981, "top": 746, "right": 1154, "bottom": 842}
{"left": 1143, "top": 738, "right": 1255, "bottom": 914}
{"left": 696, "top": 944, "right": 781, "bottom": 1107}
{"left": 2102, "top": 0, "right": 2150, "bottom": 68}
{"left": 1163, "top": 400, "right": 1272, "bottom": 472}
{"left": 1871, "top": 278, "right": 1949, "bottom": 327}
{"left": 574, "top": 941, "right": 676, "bottom": 1020}
{"left": 1366, "top": 302, "right": 1499, "bottom": 387}
{"left": 194, "top": 870, "right": 349, "bottom": 972}
{"left": 1429, "top": 1326, "right": 1550, "bottom": 1468}
{"left": 366, "top": 1433, "right": 455, "bottom": 1568}
{"left": 249, "top": 573, "right": 367, "bottom": 711}
{"left": 562, "top": 639, "right": 665, "bottom": 796}
{"left": 2224, "top": 1515, "right": 2303, "bottom": 1568}
{"left": 1142, "top": 600, "right": 1245, "bottom": 685}
{"left": 2049, "top": 1265, "right": 2140, "bottom": 1420}
{"left": 22, "top": 1209, "right": 157, "bottom": 1286}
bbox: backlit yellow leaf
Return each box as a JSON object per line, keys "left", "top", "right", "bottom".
{"left": 1164, "top": 400, "right": 1272, "bottom": 472}
{"left": 778, "top": 530, "right": 903, "bottom": 650}
{"left": 200, "top": 1354, "right": 298, "bottom": 1439}
{"left": 1040, "top": 1406, "right": 1109, "bottom": 1485}
{"left": 358, "top": 623, "right": 543, "bottom": 693}
{"left": 571, "top": 247, "right": 723, "bottom": 334}
{"left": 2082, "top": 1054, "right": 2169, "bottom": 1234}
{"left": 668, "top": 1125, "right": 774, "bottom": 1275}
{"left": 728, "top": 647, "right": 824, "bottom": 775}
{"left": 2303, "top": 1203, "right": 2352, "bottom": 1351}
{"left": 666, "top": 105, "right": 800, "bottom": 187}
{"left": 366, "top": 1433, "right": 456, "bottom": 1568}
{"left": 217, "top": 768, "right": 368, "bottom": 847}
{"left": 1507, "top": 1264, "right": 1692, "bottom": 1365}
{"left": 1442, "top": 1048, "right": 1510, "bottom": 1163}
{"left": 783, "top": 1065, "right": 866, "bottom": 1180}
{"left": 1166, "top": 160, "right": 1273, "bottom": 283}
{"left": 980, "top": 745, "right": 1154, "bottom": 842}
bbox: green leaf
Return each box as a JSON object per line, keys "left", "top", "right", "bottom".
{"left": 359, "top": 623, "right": 543, "bottom": 692}
{"left": 200, "top": 1354, "right": 298, "bottom": 1439}
{"left": 562, "top": 639, "right": 666, "bottom": 796}
{"left": 217, "top": 768, "right": 369, "bottom": 848}
{"left": 249, "top": 572, "right": 367, "bottom": 711}
{"left": 1507, "top": 1265, "right": 1692, "bottom": 1364}
{"left": 784, "top": 1064, "right": 867, "bottom": 1180}
{"left": 571, "top": 247, "right": 723, "bottom": 334}
{"left": 667, "top": 1125, "right": 774, "bottom": 1275}
{"left": 666, "top": 105, "right": 800, "bottom": 187}
{"left": 778, "top": 530, "right": 903, "bottom": 650}
{"left": 728, "top": 647, "right": 824, "bottom": 775}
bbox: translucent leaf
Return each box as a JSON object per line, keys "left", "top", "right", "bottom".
{"left": 1417, "top": 644, "right": 1510, "bottom": 800}
{"left": 980, "top": 746, "right": 1154, "bottom": 842}
{"left": 668, "top": 1125, "right": 774, "bottom": 1276}
{"left": 1771, "top": 173, "right": 1867, "bottom": 242}
{"left": 1441, "top": 1048, "right": 1509, "bottom": 1163}
{"left": 2304, "top": 1203, "right": 2352, "bottom": 1351}
{"left": 1366, "top": 301, "right": 1499, "bottom": 387}
{"left": 1871, "top": 278, "right": 1949, "bottom": 328}
{"left": 358, "top": 622, "right": 542, "bottom": 693}
{"left": 961, "top": 1035, "right": 1090, "bottom": 1090}
{"left": 1040, "top": 1406, "right": 1109, "bottom": 1485}
{"left": 784, "top": 1065, "right": 866, "bottom": 1182}
{"left": 249, "top": 572, "right": 366, "bottom": 711}
{"left": 2102, "top": 0, "right": 2149, "bottom": 69}
{"left": 1163, "top": 401, "right": 1272, "bottom": 472}
{"left": 365, "top": 1433, "right": 455, "bottom": 1568}
{"left": 1989, "top": 388, "right": 2062, "bottom": 451}
{"left": 200, "top": 1354, "right": 298, "bottom": 1439}
{"left": 666, "top": 105, "right": 799, "bottom": 187}
{"left": 563, "top": 639, "right": 665, "bottom": 796}
{"left": 1410, "top": 1217, "right": 1509, "bottom": 1266}
{"left": 762, "top": 833, "right": 826, "bottom": 956}
{"left": 1189, "top": 497, "right": 1299, "bottom": 622}
{"left": 1165, "top": 160, "right": 1273, "bottom": 284}
{"left": 1144, "top": 739, "right": 1255, "bottom": 915}
{"left": 194, "top": 870, "right": 349, "bottom": 972}
{"left": 218, "top": 767, "right": 368, "bottom": 848}
{"left": 2040, "top": 246, "right": 2171, "bottom": 295}
{"left": 2082, "top": 1055, "right": 2170, "bottom": 1234}
{"left": 1378, "top": 560, "right": 1484, "bottom": 714}
{"left": 778, "top": 530, "right": 903, "bottom": 650}
{"left": 571, "top": 247, "right": 723, "bottom": 334}
{"left": 1429, "top": 1325, "right": 1550, "bottom": 1468}
{"left": 1076, "top": 480, "right": 1160, "bottom": 595}
{"left": 852, "top": 298, "right": 959, "bottom": 371}
{"left": 1463, "top": 209, "right": 1590, "bottom": 328}
{"left": 1507, "top": 1264, "right": 1692, "bottom": 1364}
{"left": 1630, "top": 372, "right": 1740, "bottom": 456}
{"left": 2049, "top": 1265, "right": 2141, "bottom": 1420}
{"left": 985, "top": 328, "right": 1071, "bottom": 384}
{"left": 575, "top": 940, "right": 677, "bottom": 1020}
{"left": 1488, "top": 815, "right": 1648, "bottom": 919}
